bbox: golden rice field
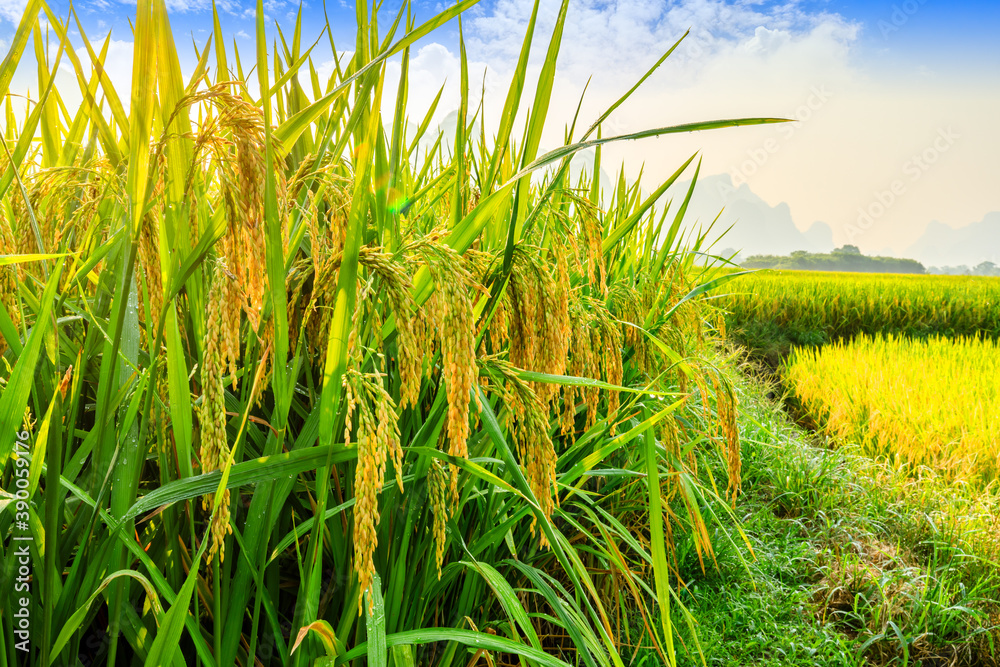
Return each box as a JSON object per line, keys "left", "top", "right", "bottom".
{"left": 720, "top": 270, "right": 1000, "bottom": 344}
{"left": 785, "top": 333, "right": 1000, "bottom": 485}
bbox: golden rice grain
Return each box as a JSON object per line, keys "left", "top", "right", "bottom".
{"left": 480, "top": 356, "right": 558, "bottom": 546}
{"left": 427, "top": 459, "right": 449, "bottom": 579}
{"left": 348, "top": 369, "right": 403, "bottom": 612}
{"left": 417, "top": 239, "right": 478, "bottom": 499}
{"left": 200, "top": 275, "right": 234, "bottom": 562}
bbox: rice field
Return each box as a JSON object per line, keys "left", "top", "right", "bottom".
{"left": 726, "top": 270, "right": 1000, "bottom": 658}
{"left": 0, "top": 0, "right": 780, "bottom": 665}
{"left": 785, "top": 333, "right": 1000, "bottom": 485}
{"left": 720, "top": 270, "right": 1000, "bottom": 347}
{"left": 722, "top": 269, "right": 1000, "bottom": 486}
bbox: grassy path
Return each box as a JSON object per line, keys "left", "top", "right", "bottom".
{"left": 662, "top": 367, "right": 1000, "bottom": 667}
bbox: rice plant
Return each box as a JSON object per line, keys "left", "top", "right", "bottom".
{"left": 718, "top": 270, "right": 1000, "bottom": 351}
{"left": 785, "top": 333, "right": 1000, "bottom": 485}
{"left": 0, "top": 0, "right": 783, "bottom": 664}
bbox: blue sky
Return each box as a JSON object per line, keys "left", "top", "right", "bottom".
{"left": 1, "top": 0, "right": 997, "bottom": 255}
{"left": 826, "top": 0, "right": 1000, "bottom": 73}
{"left": 9, "top": 0, "right": 999, "bottom": 70}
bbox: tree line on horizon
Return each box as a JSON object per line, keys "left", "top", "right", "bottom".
{"left": 736, "top": 245, "right": 1000, "bottom": 276}
{"left": 738, "top": 246, "right": 927, "bottom": 274}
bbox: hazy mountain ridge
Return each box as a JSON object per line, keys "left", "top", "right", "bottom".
{"left": 664, "top": 174, "right": 998, "bottom": 268}
{"left": 666, "top": 174, "right": 834, "bottom": 257}
{"left": 905, "top": 212, "right": 1000, "bottom": 269}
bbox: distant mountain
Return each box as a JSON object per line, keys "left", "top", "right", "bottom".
{"left": 666, "top": 174, "right": 833, "bottom": 256}
{"left": 905, "top": 212, "right": 1000, "bottom": 268}
{"left": 803, "top": 221, "right": 834, "bottom": 252}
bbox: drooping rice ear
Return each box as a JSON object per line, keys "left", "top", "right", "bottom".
{"left": 534, "top": 246, "right": 570, "bottom": 407}
{"left": 136, "top": 209, "right": 164, "bottom": 337}
{"left": 418, "top": 239, "right": 478, "bottom": 500}
{"left": 577, "top": 197, "right": 606, "bottom": 295}
{"left": 517, "top": 387, "right": 558, "bottom": 546}
{"left": 359, "top": 246, "right": 423, "bottom": 410}
{"left": 199, "top": 273, "right": 234, "bottom": 562}
{"left": 350, "top": 369, "right": 403, "bottom": 612}
{"left": 352, "top": 392, "right": 382, "bottom": 614}
{"left": 488, "top": 297, "right": 509, "bottom": 353}
{"left": 480, "top": 357, "right": 558, "bottom": 546}
{"left": 717, "top": 378, "right": 741, "bottom": 504}
{"left": 507, "top": 250, "right": 539, "bottom": 375}
{"left": 427, "top": 459, "right": 450, "bottom": 579}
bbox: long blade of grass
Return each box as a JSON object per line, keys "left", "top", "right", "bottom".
{"left": 143, "top": 527, "right": 212, "bottom": 666}
{"left": 643, "top": 404, "right": 676, "bottom": 667}
{"left": 0, "top": 0, "right": 42, "bottom": 100}
{"left": 336, "top": 628, "right": 574, "bottom": 666}
{"left": 0, "top": 259, "right": 63, "bottom": 465}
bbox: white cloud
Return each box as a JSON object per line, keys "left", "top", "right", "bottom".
{"left": 0, "top": 0, "right": 28, "bottom": 24}
{"left": 241, "top": 6, "right": 274, "bottom": 22}
{"left": 743, "top": 26, "right": 791, "bottom": 55}
{"left": 387, "top": 0, "right": 994, "bottom": 253}
{"left": 465, "top": 0, "right": 857, "bottom": 83}
{"left": 58, "top": 38, "right": 135, "bottom": 110}
{"left": 398, "top": 0, "right": 859, "bottom": 156}
{"left": 117, "top": 0, "right": 241, "bottom": 14}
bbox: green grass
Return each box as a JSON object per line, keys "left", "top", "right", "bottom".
{"left": 646, "top": 369, "right": 1000, "bottom": 667}
{"left": 686, "top": 256, "right": 1000, "bottom": 666}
